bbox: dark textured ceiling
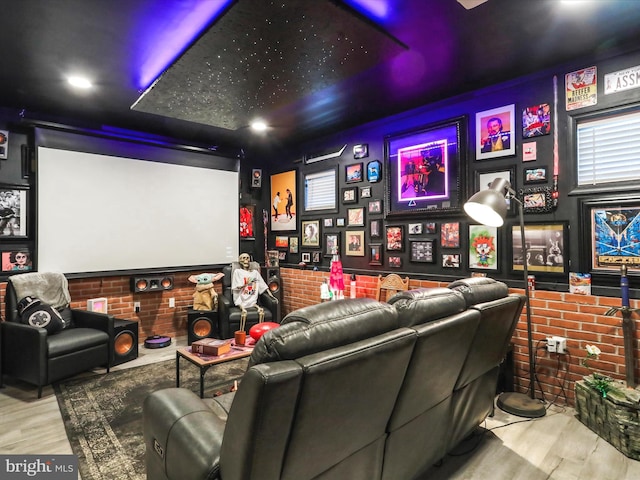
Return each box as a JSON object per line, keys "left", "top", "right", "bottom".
{"left": 1, "top": 0, "right": 640, "bottom": 155}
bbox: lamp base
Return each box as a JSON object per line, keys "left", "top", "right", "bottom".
{"left": 497, "top": 392, "right": 546, "bottom": 418}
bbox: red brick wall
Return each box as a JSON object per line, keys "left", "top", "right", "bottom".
{"left": 280, "top": 267, "right": 639, "bottom": 406}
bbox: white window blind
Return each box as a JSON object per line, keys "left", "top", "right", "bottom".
{"left": 577, "top": 109, "right": 640, "bottom": 186}
{"left": 304, "top": 169, "right": 336, "bottom": 211}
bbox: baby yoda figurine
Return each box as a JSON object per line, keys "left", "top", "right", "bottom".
{"left": 188, "top": 272, "right": 224, "bottom": 311}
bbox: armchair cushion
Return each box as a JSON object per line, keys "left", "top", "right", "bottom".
{"left": 17, "top": 296, "right": 65, "bottom": 335}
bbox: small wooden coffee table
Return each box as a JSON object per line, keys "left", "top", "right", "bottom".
{"left": 176, "top": 343, "right": 254, "bottom": 398}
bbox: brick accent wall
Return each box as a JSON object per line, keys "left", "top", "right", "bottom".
{"left": 2, "top": 268, "right": 637, "bottom": 406}
{"left": 280, "top": 267, "right": 639, "bottom": 407}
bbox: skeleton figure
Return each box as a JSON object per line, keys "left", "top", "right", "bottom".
{"left": 231, "top": 253, "right": 274, "bottom": 328}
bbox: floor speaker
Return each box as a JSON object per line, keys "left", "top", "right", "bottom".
{"left": 262, "top": 266, "right": 282, "bottom": 322}
{"left": 112, "top": 319, "right": 139, "bottom": 366}
{"left": 187, "top": 309, "right": 219, "bottom": 345}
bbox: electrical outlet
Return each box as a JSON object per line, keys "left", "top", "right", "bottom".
{"left": 169, "top": 297, "right": 175, "bottom": 308}
{"left": 134, "top": 301, "right": 141, "bottom": 313}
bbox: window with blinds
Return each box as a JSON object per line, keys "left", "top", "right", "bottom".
{"left": 577, "top": 108, "right": 640, "bottom": 186}
{"left": 304, "top": 168, "right": 337, "bottom": 211}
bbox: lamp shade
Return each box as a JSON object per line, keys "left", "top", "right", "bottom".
{"left": 463, "top": 177, "right": 510, "bottom": 227}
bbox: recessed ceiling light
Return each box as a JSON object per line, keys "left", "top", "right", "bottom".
{"left": 67, "top": 76, "right": 93, "bottom": 89}
{"left": 251, "top": 121, "right": 268, "bottom": 132}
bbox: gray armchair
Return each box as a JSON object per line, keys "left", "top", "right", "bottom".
{"left": 1, "top": 272, "right": 114, "bottom": 397}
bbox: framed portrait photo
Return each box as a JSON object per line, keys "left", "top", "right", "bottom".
{"left": 369, "top": 244, "right": 383, "bottom": 266}
{"left": 301, "top": 220, "right": 320, "bottom": 247}
{"left": 324, "top": 233, "right": 340, "bottom": 257}
{"left": 1, "top": 246, "right": 33, "bottom": 272}
{"left": 475, "top": 104, "right": 516, "bottom": 160}
{"left": 345, "top": 163, "right": 364, "bottom": 183}
{"left": 368, "top": 199, "right": 382, "bottom": 214}
{"left": 0, "top": 185, "right": 28, "bottom": 238}
{"left": 510, "top": 221, "right": 568, "bottom": 275}
{"left": 469, "top": 224, "right": 499, "bottom": 271}
{"left": 410, "top": 240, "right": 435, "bottom": 263}
{"left": 345, "top": 230, "right": 365, "bottom": 256}
{"left": 385, "top": 116, "right": 466, "bottom": 217}
{"left": 475, "top": 167, "right": 516, "bottom": 216}
{"left": 386, "top": 225, "right": 404, "bottom": 252}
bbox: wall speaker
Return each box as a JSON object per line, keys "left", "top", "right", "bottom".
{"left": 262, "top": 266, "right": 282, "bottom": 322}
{"left": 187, "top": 309, "right": 219, "bottom": 345}
{"left": 251, "top": 168, "right": 262, "bottom": 188}
{"left": 111, "top": 319, "right": 139, "bottom": 366}
{"left": 130, "top": 275, "right": 174, "bottom": 293}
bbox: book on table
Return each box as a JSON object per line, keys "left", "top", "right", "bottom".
{"left": 191, "top": 338, "right": 231, "bottom": 356}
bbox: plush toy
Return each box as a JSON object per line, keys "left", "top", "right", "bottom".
{"left": 188, "top": 272, "right": 224, "bottom": 311}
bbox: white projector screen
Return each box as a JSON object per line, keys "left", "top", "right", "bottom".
{"left": 37, "top": 146, "right": 239, "bottom": 274}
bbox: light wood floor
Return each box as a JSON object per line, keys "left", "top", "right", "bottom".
{"left": 2, "top": 336, "right": 639, "bottom": 479}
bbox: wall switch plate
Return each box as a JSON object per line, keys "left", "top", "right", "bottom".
{"left": 134, "top": 301, "right": 141, "bottom": 313}
{"left": 169, "top": 298, "right": 175, "bottom": 308}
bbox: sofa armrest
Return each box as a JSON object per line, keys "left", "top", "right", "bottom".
{"left": 259, "top": 292, "right": 279, "bottom": 321}
{"left": 144, "top": 388, "right": 225, "bottom": 480}
{"left": 70, "top": 309, "right": 114, "bottom": 333}
{"left": 1, "top": 321, "right": 48, "bottom": 384}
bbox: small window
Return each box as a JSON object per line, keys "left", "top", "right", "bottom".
{"left": 304, "top": 168, "right": 337, "bottom": 212}
{"left": 576, "top": 108, "right": 640, "bottom": 187}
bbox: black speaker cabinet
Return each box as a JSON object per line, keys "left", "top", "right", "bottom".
{"left": 262, "top": 266, "right": 282, "bottom": 322}
{"left": 130, "top": 275, "right": 174, "bottom": 293}
{"left": 111, "top": 319, "right": 139, "bottom": 366}
{"left": 187, "top": 309, "right": 219, "bottom": 345}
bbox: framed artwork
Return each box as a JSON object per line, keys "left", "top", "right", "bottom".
{"left": 347, "top": 207, "right": 365, "bottom": 226}
{"left": 275, "top": 235, "right": 289, "bottom": 248}
{"left": 520, "top": 186, "right": 553, "bottom": 213}
{"left": 239, "top": 204, "right": 256, "bottom": 240}
{"left": 270, "top": 170, "right": 297, "bottom": 231}
{"left": 324, "top": 218, "right": 334, "bottom": 228}
{"left": 0, "top": 185, "right": 28, "bottom": 238}
{"left": 370, "top": 219, "right": 382, "bottom": 239}
{"left": 523, "top": 167, "right": 548, "bottom": 184}
{"left": 389, "top": 256, "right": 402, "bottom": 268}
{"left": 342, "top": 187, "right": 358, "bottom": 204}
{"left": 1, "top": 246, "right": 33, "bottom": 272}
{"left": 476, "top": 104, "right": 516, "bottom": 160}
{"left": 385, "top": 116, "right": 466, "bottom": 218}
{"left": 580, "top": 196, "right": 640, "bottom": 273}
{"left": 369, "top": 244, "right": 383, "bottom": 266}
{"left": 360, "top": 186, "right": 372, "bottom": 198}
{"left": 289, "top": 237, "right": 299, "bottom": 254}
{"left": 408, "top": 223, "right": 423, "bottom": 235}
{"left": 522, "top": 103, "right": 551, "bottom": 138}
{"left": 313, "top": 251, "right": 322, "bottom": 263}
{"left": 303, "top": 167, "right": 337, "bottom": 213}
{"left": 278, "top": 251, "right": 287, "bottom": 261}
{"left": 442, "top": 253, "right": 460, "bottom": 268}
{"left": 336, "top": 217, "right": 346, "bottom": 227}
{"left": 368, "top": 199, "right": 382, "bottom": 214}
{"left": 410, "top": 240, "right": 435, "bottom": 263}
{"left": 475, "top": 167, "right": 516, "bottom": 216}
{"left": 353, "top": 144, "right": 369, "bottom": 159}
{"left": 510, "top": 221, "right": 568, "bottom": 274}
{"left": 367, "top": 160, "right": 382, "bottom": 183}
{"left": 301, "top": 220, "right": 320, "bottom": 247}
{"left": 425, "top": 222, "right": 437, "bottom": 234}
{"left": 301, "top": 252, "right": 311, "bottom": 263}
{"left": 345, "top": 230, "right": 365, "bottom": 256}
{"left": 345, "top": 163, "right": 364, "bottom": 183}
{"left": 386, "top": 225, "right": 404, "bottom": 251}
{"left": 469, "top": 225, "right": 499, "bottom": 271}
{"left": 441, "top": 222, "right": 460, "bottom": 248}
{"left": 266, "top": 250, "right": 279, "bottom": 267}
{"left": 324, "top": 233, "right": 340, "bottom": 257}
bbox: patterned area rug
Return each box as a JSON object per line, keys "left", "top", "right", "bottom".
{"left": 53, "top": 357, "right": 248, "bottom": 480}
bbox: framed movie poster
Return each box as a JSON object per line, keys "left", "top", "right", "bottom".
{"left": 468, "top": 224, "right": 498, "bottom": 271}
{"left": 240, "top": 204, "right": 256, "bottom": 240}
{"left": 270, "top": 170, "right": 296, "bottom": 231}
{"left": 522, "top": 103, "right": 551, "bottom": 138}
{"left": 386, "top": 225, "right": 404, "bottom": 252}
{"left": 441, "top": 222, "right": 460, "bottom": 248}
{"left": 580, "top": 196, "right": 640, "bottom": 272}
{"left": 385, "top": 116, "right": 466, "bottom": 218}
{"left": 0, "top": 185, "right": 28, "bottom": 238}
{"left": 475, "top": 104, "right": 516, "bottom": 160}
{"left": 510, "top": 222, "right": 568, "bottom": 275}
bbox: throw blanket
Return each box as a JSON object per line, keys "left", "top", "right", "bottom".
{"left": 10, "top": 272, "right": 71, "bottom": 309}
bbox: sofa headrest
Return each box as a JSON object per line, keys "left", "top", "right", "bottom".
{"left": 249, "top": 298, "right": 398, "bottom": 366}
{"left": 387, "top": 288, "right": 466, "bottom": 327}
{"left": 447, "top": 277, "right": 509, "bottom": 306}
